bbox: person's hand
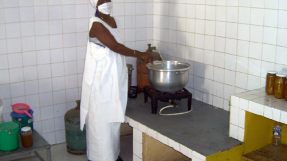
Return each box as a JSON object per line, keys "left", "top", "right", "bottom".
{"left": 138, "top": 52, "right": 154, "bottom": 63}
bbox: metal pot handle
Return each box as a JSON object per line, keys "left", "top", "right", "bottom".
{"left": 175, "top": 71, "right": 187, "bottom": 75}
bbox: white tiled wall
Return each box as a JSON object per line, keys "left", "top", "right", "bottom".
{"left": 1, "top": 0, "right": 286, "bottom": 145}
{"left": 152, "top": 0, "right": 287, "bottom": 111}
{"left": 113, "top": 0, "right": 154, "bottom": 86}
{"left": 0, "top": 0, "right": 153, "bottom": 145}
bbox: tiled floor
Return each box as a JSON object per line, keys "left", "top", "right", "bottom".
{"left": 4, "top": 134, "right": 133, "bottom": 161}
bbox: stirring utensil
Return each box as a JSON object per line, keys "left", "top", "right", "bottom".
{"left": 149, "top": 60, "right": 156, "bottom": 69}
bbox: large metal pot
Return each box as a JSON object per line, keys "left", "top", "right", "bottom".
{"left": 146, "top": 61, "right": 190, "bottom": 92}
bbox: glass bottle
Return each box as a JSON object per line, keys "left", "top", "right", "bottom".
{"left": 265, "top": 71, "right": 277, "bottom": 95}
{"left": 274, "top": 73, "right": 286, "bottom": 99}
{"left": 21, "top": 126, "right": 33, "bottom": 148}
{"left": 273, "top": 122, "right": 282, "bottom": 146}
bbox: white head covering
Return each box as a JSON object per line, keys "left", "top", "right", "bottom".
{"left": 90, "top": 0, "right": 98, "bottom": 9}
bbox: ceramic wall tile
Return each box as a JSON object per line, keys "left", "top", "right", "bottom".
{"left": 280, "top": 111, "right": 287, "bottom": 124}
{"left": 6, "top": 23, "right": 20, "bottom": 38}
{"left": 247, "top": 75, "right": 261, "bottom": 90}
{"left": 37, "top": 50, "right": 50, "bottom": 65}
{"left": 24, "top": 80, "right": 38, "bottom": 95}
{"left": 10, "top": 82, "right": 25, "bottom": 97}
{"left": 230, "top": 106, "right": 239, "bottom": 126}
{"left": 249, "top": 101, "right": 264, "bottom": 116}
{"left": 238, "top": 24, "right": 250, "bottom": 41}
{"left": 32, "top": 108, "right": 41, "bottom": 121}
{"left": 229, "top": 123, "right": 238, "bottom": 139}
{"left": 263, "top": 105, "right": 273, "bottom": 120}
{"left": 195, "top": 5, "right": 205, "bottom": 19}
{"left": 213, "top": 95, "right": 224, "bottom": 109}
{"left": 4, "top": 8, "right": 20, "bottom": 23}
{"left": 53, "top": 90, "right": 66, "bottom": 105}
{"left": 54, "top": 117, "right": 65, "bottom": 131}
{"left": 262, "top": 44, "right": 276, "bottom": 63}
{"left": 156, "top": 133, "right": 168, "bottom": 146}
{"left": 226, "top": 7, "right": 238, "bottom": 23}
{"left": 20, "top": 22, "right": 34, "bottom": 37}
{"left": 231, "top": 96, "right": 239, "bottom": 107}
{"left": 213, "top": 67, "right": 225, "bottom": 83}
{"left": 180, "top": 144, "right": 191, "bottom": 158}
{"left": 250, "top": 8, "right": 264, "bottom": 26}
{"left": 9, "top": 68, "right": 23, "bottom": 83}
{"left": 128, "top": 118, "right": 138, "bottom": 128}
{"left": 50, "top": 34, "right": 63, "bottom": 49}
{"left": 42, "top": 119, "right": 55, "bottom": 133}
{"left": 55, "top": 130, "right": 66, "bottom": 144}
{"left": 194, "top": 90, "right": 203, "bottom": 102}
{"left": 192, "top": 151, "right": 206, "bottom": 160}
{"left": 39, "top": 92, "right": 53, "bottom": 107}
{"left": 237, "top": 127, "right": 244, "bottom": 142}
{"left": 224, "top": 84, "right": 235, "bottom": 100}
{"left": 236, "top": 56, "right": 248, "bottom": 74}
{"left": 222, "top": 99, "right": 230, "bottom": 111}
{"left": 41, "top": 106, "right": 54, "bottom": 120}
{"left": 0, "top": 70, "right": 9, "bottom": 85}
{"left": 195, "top": 19, "right": 205, "bottom": 34}
{"left": 239, "top": 98, "right": 248, "bottom": 110}
{"left": 65, "top": 88, "right": 78, "bottom": 102}
{"left": 20, "top": 7, "right": 34, "bottom": 22}
{"left": 273, "top": 108, "right": 281, "bottom": 122}
{"left": 43, "top": 132, "right": 56, "bottom": 144}
{"left": 39, "top": 78, "right": 52, "bottom": 93}
{"left": 263, "top": 27, "right": 277, "bottom": 45}
{"left": 0, "top": 85, "right": 10, "bottom": 99}
{"left": 7, "top": 38, "right": 21, "bottom": 53}
{"left": 54, "top": 103, "right": 67, "bottom": 118}
{"left": 168, "top": 139, "right": 180, "bottom": 151}
{"left": 133, "top": 128, "right": 142, "bottom": 144}
{"left": 147, "top": 127, "right": 158, "bottom": 140}
{"left": 133, "top": 140, "right": 143, "bottom": 159}
{"left": 238, "top": 109, "right": 245, "bottom": 128}
{"left": 133, "top": 155, "right": 142, "bottom": 161}
{"left": 264, "top": 9, "right": 278, "bottom": 28}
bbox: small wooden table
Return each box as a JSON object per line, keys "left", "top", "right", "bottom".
{"left": 0, "top": 130, "right": 51, "bottom": 161}
{"left": 242, "top": 144, "right": 287, "bottom": 161}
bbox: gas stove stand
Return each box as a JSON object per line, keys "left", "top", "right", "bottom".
{"left": 143, "top": 86, "right": 192, "bottom": 114}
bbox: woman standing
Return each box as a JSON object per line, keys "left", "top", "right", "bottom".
{"left": 80, "top": 0, "right": 153, "bottom": 160}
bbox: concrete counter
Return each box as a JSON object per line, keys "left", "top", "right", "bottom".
{"left": 125, "top": 93, "right": 241, "bottom": 161}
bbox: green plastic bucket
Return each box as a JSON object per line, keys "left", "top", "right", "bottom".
{"left": 10, "top": 109, "right": 34, "bottom": 133}
{"left": 0, "top": 122, "right": 19, "bottom": 151}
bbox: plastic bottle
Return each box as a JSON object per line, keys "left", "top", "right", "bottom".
{"left": 273, "top": 122, "right": 282, "bottom": 146}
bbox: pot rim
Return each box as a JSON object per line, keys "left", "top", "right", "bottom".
{"left": 146, "top": 61, "right": 190, "bottom": 72}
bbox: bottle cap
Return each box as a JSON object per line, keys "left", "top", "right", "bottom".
{"left": 21, "top": 126, "right": 31, "bottom": 132}
{"left": 276, "top": 73, "right": 287, "bottom": 77}
{"left": 267, "top": 71, "right": 277, "bottom": 74}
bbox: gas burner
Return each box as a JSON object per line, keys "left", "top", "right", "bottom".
{"left": 143, "top": 86, "right": 192, "bottom": 114}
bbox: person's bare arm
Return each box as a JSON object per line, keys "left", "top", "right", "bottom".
{"left": 89, "top": 22, "right": 153, "bottom": 62}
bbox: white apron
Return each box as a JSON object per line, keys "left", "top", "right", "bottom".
{"left": 80, "top": 16, "right": 128, "bottom": 161}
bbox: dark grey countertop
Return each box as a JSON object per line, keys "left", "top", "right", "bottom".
{"left": 126, "top": 93, "right": 242, "bottom": 157}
